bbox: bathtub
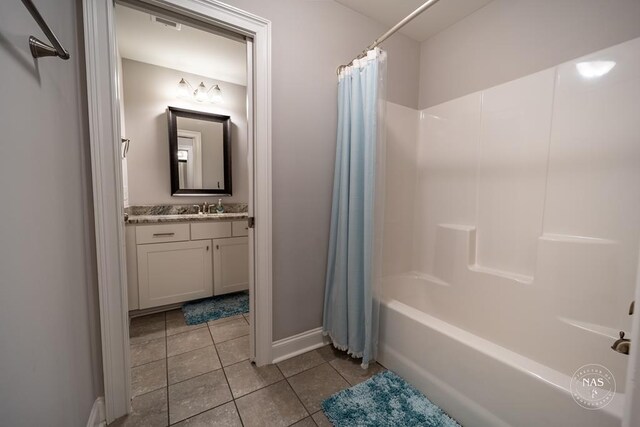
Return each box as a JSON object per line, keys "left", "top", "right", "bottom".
{"left": 377, "top": 274, "right": 625, "bottom": 427}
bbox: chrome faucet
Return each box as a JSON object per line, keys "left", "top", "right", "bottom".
{"left": 611, "top": 301, "right": 634, "bottom": 355}
{"left": 192, "top": 203, "right": 210, "bottom": 214}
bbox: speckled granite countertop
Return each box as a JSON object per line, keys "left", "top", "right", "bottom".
{"left": 126, "top": 212, "right": 248, "bottom": 224}
{"left": 125, "top": 204, "right": 248, "bottom": 224}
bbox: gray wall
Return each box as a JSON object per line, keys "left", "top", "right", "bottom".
{"left": 123, "top": 59, "right": 248, "bottom": 205}
{"left": 0, "top": 0, "right": 102, "bottom": 426}
{"left": 221, "top": 0, "right": 420, "bottom": 340}
{"left": 419, "top": 0, "right": 640, "bottom": 109}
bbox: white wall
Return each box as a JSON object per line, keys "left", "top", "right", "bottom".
{"left": 418, "top": 0, "right": 640, "bottom": 108}
{"left": 0, "top": 0, "right": 103, "bottom": 425}
{"left": 218, "top": 0, "right": 420, "bottom": 340}
{"left": 122, "top": 59, "right": 248, "bottom": 205}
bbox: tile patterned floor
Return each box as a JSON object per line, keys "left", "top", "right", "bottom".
{"left": 112, "top": 310, "right": 385, "bottom": 426}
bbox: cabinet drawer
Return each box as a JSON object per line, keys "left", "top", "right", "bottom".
{"left": 136, "top": 223, "right": 190, "bottom": 244}
{"left": 232, "top": 220, "right": 249, "bottom": 237}
{"left": 191, "top": 221, "right": 232, "bottom": 240}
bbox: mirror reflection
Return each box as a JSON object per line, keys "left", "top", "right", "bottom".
{"left": 168, "top": 107, "right": 232, "bottom": 196}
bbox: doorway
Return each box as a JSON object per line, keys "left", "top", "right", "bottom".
{"left": 83, "top": 0, "right": 272, "bottom": 423}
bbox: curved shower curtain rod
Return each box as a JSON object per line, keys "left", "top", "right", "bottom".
{"left": 336, "top": 0, "right": 441, "bottom": 74}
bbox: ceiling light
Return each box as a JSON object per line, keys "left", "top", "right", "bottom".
{"left": 576, "top": 61, "right": 616, "bottom": 79}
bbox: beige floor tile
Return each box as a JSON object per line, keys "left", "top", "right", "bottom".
{"left": 312, "top": 411, "right": 332, "bottom": 427}
{"left": 131, "top": 312, "right": 165, "bottom": 325}
{"left": 168, "top": 370, "right": 232, "bottom": 424}
{"left": 111, "top": 388, "right": 168, "bottom": 427}
{"left": 166, "top": 309, "right": 185, "bottom": 321}
{"left": 167, "top": 328, "right": 212, "bottom": 357}
{"left": 291, "top": 417, "right": 318, "bottom": 427}
{"left": 224, "top": 360, "right": 284, "bottom": 398}
{"left": 277, "top": 350, "right": 325, "bottom": 378}
{"left": 287, "top": 363, "right": 349, "bottom": 413}
{"left": 315, "top": 344, "right": 350, "bottom": 363}
{"left": 168, "top": 345, "right": 221, "bottom": 385}
{"left": 329, "top": 358, "right": 385, "bottom": 386}
{"left": 216, "top": 335, "right": 250, "bottom": 367}
{"left": 235, "top": 381, "right": 308, "bottom": 427}
{"left": 130, "top": 337, "right": 166, "bottom": 367}
{"left": 207, "top": 314, "right": 244, "bottom": 327}
{"left": 172, "top": 402, "right": 242, "bottom": 427}
{"left": 166, "top": 315, "right": 207, "bottom": 337}
{"left": 129, "top": 317, "right": 165, "bottom": 345}
{"left": 131, "top": 359, "right": 167, "bottom": 398}
{"left": 208, "top": 318, "right": 249, "bottom": 343}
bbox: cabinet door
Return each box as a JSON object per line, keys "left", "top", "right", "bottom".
{"left": 138, "top": 240, "right": 213, "bottom": 309}
{"left": 213, "top": 237, "right": 249, "bottom": 295}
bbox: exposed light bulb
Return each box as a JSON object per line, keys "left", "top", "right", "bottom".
{"left": 210, "top": 84, "right": 223, "bottom": 103}
{"left": 176, "top": 78, "right": 191, "bottom": 98}
{"left": 576, "top": 61, "right": 616, "bottom": 79}
{"left": 194, "top": 82, "right": 209, "bottom": 102}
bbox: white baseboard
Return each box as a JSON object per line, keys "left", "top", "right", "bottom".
{"left": 87, "top": 397, "right": 106, "bottom": 427}
{"left": 272, "top": 327, "right": 331, "bottom": 364}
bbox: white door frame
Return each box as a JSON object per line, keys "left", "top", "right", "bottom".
{"left": 82, "top": 0, "right": 272, "bottom": 423}
{"left": 177, "top": 130, "right": 202, "bottom": 188}
{"left": 623, "top": 245, "right": 640, "bottom": 426}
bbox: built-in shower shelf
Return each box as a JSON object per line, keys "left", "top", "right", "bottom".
{"left": 539, "top": 234, "right": 617, "bottom": 245}
{"left": 468, "top": 264, "right": 534, "bottom": 284}
{"left": 558, "top": 316, "right": 619, "bottom": 339}
{"left": 401, "top": 271, "right": 450, "bottom": 287}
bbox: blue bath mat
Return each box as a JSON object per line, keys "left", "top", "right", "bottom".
{"left": 182, "top": 291, "right": 249, "bottom": 325}
{"left": 322, "top": 370, "right": 461, "bottom": 427}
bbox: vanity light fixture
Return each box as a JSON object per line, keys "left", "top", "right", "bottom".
{"left": 176, "top": 78, "right": 223, "bottom": 103}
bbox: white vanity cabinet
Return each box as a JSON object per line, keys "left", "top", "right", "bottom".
{"left": 213, "top": 237, "right": 249, "bottom": 295}
{"left": 127, "top": 219, "right": 249, "bottom": 311}
{"left": 137, "top": 240, "right": 213, "bottom": 309}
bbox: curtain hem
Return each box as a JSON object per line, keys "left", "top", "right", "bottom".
{"left": 322, "top": 330, "right": 370, "bottom": 369}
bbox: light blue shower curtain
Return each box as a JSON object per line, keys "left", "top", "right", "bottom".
{"left": 323, "top": 49, "right": 386, "bottom": 368}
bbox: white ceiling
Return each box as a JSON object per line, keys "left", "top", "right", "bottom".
{"left": 334, "top": 0, "right": 494, "bottom": 42}
{"left": 115, "top": 4, "right": 247, "bottom": 86}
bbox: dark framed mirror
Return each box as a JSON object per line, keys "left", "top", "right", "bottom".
{"left": 167, "top": 106, "right": 232, "bottom": 196}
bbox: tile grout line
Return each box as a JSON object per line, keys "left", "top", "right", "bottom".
{"left": 134, "top": 341, "right": 332, "bottom": 405}
{"left": 164, "top": 311, "right": 170, "bottom": 426}
{"left": 283, "top": 360, "right": 323, "bottom": 419}
{"left": 226, "top": 313, "right": 247, "bottom": 427}
{"left": 232, "top": 399, "right": 246, "bottom": 427}
{"left": 283, "top": 374, "right": 314, "bottom": 425}
{"left": 137, "top": 312, "right": 348, "bottom": 426}
{"left": 165, "top": 324, "right": 240, "bottom": 426}
{"left": 326, "top": 359, "right": 354, "bottom": 387}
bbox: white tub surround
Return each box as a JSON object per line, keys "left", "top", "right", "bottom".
{"left": 379, "top": 37, "right": 640, "bottom": 427}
